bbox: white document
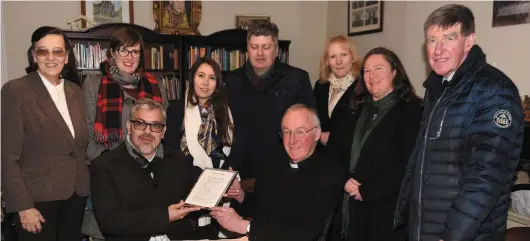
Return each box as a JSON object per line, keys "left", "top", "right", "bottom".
{"left": 185, "top": 168, "right": 238, "bottom": 208}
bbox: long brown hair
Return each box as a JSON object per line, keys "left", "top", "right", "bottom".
{"left": 187, "top": 58, "right": 234, "bottom": 146}
{"left": 318, "top": 35, "right": 362, "bottom": 83}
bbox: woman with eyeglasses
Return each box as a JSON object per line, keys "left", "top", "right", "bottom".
{"left": 82, "top": 27, "right": 168, "bottom": 240}
{"left": 1, "top": 26, "right": 89, "bottom": 241}
{"left": 165, "top": 57, "right": 236, "bottom": 238}
{"left": 83, "top": 27, "right": 168, "bottom": 162}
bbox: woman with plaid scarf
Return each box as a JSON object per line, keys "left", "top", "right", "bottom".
{"left": 83, "top": 28, "right": 168, "bottom": 162}
{"left": 81, "top": 28, "right": 168, "bottom": 240}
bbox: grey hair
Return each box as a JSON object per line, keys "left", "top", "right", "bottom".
{"left": 285, "top": 103, "right": 321, "bottom": 128}
{"left": 129, "top": 98, "right": 167, "bottom": 122}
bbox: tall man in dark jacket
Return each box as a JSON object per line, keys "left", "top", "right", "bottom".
{"left": 210, "top": 104, "right": 346, "bottom": 241}
{"left": 224, "top": 21, "right": 316, "bottom": 182}
{"left": 90, "top": 98, "right": 217, "bottom": 241}
{"left": 394, "top": 4, "right": 524, "bottom": 241}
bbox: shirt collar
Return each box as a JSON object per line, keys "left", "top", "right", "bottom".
{"left": 38, "top": 71, "right": 64, "bottom": 91}
{"left": 443, "top": 71, "right": 456, "bottom": 83}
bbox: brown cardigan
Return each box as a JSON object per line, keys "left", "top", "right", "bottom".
{"left": 1, "top": 71, "right": 90, "bottom": 213}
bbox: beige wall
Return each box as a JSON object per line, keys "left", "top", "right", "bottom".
{"left": 2, "top": 1, "right": 328, "bottom": 84}
{"left": 327, "top": 1, "right": 530, "bottom": 97}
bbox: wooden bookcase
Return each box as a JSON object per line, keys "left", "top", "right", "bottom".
{"left": 64, "top": 23, "right": 291, "bottom": 101}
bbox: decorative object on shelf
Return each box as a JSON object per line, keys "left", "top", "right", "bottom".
{"left": 67, "top": 15, "right": 96, "bottom": 30}
{"left": 235, "top": 14, "right": 271, "bottom": 30}
{"left": 153, "top": 0, "right": 202, "bottom": 35}
{"left": 80, "top": 0, "right": 134, "bottom": 28}
{"left": 492, "top": 1, "right": 530, "bottom": 27}
{"left": 347, "top": 0, "right": 383, "bottom": 36}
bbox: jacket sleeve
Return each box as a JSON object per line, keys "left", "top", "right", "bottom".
{"left": 90, "top": 159, "right": 171, "bottom": 237}
{"left": 164, "top": 100, "right": 184, "bottom": 152}
{"left": 296, "top": 71, "right": 317, "bottom": 109}
{"left": 441, "top": 85, "right": 523, "bottom": 241}
{"left": 83, "top": 75, "right": 107, "bottom": 161}
{"left": 1, "top": 83, "right": 34, "bottom": 213}
{"left": 358, "top": 103, "right": 423, "bottom": 202}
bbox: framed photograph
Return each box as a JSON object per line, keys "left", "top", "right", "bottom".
{"left": 81, "top": 0, "right": 134, "bottom": 28}
{"left": 153, "top": 0, "right": 202, "bottom": 35}
{"left": 235, "top": 14, "right": 271, "bottom": 30}
{"left": 348, "top": 1, "right": 383, "bottom": 36}
{"left": 492, "top": 1, "right": 530, "bottom": 27}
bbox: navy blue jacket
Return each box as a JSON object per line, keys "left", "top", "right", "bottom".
{"left": 394, "top": 45, "right": 524, "bottom": 241}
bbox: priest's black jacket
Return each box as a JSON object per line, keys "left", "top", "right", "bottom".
{"left": 90, "top": 143, "right": 218, "bottom": 241}
{"left": 236, "top": 146, "right": 347, "bottom": 241}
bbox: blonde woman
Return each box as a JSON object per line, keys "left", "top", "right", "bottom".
{"left": 313, "top": 35, "right": 362, "bottom": 146}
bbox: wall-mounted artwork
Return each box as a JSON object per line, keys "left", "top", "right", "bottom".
{"left": 348, "top": 1, "right": 383, "bottom": 36}
{"left": 153, "top": 0, "right": 202, "bottom": 35}
{"left": 81, "top": 0, "right": 134, "bottom": 28}
{"left": 493, "top": 1, "right": 530, "bottom": 27}
{"left": 235, "top": 15, "right": 271, "bottom": 30}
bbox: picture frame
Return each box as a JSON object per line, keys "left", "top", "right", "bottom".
{"left": 348, "top": 1, "right": 383, "bottom": 36}
{"left": 153, "top": 0, "right": 202, "bottom": 35}
{"left": 235, "top": 14, "right": 271, "bottom": 30}
{"left": 81, "top": 0, "right": 134, "bottom": 28}
{"left": 492, "top": 1, "right": 530, "bottom": 28}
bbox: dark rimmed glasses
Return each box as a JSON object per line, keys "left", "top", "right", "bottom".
{"left": 279, "top": 126, "right": 318, "bottom": 139}
{"left": 118, "top": 48, "right": 141, "bottom": 59}
{"left": 129, "top": 120, "right": 166, "bottom": 133}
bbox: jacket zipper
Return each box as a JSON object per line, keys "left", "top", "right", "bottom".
{"left": 417, "top": 88, "right": 448, "bottom": 240}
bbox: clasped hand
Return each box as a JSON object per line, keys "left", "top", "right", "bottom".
{"left": 344, "top": 178, "right": 363, "bottom": 201}
{"left": 168, "top": 200, "right": 201, "bottom": 222}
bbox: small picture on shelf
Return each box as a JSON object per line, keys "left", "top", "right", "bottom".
{"left": 80, "top": 0, "right": 134, "bottom": 28}
{"left": 153, "top": 0, "right": 202, "bottom": 35}
{"left": 235, "top": 14, "right": 271, "bottom": 30}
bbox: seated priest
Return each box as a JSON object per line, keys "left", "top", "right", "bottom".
{"left": 210, "top": 103, "right": 347, "bottom": 241}
{"left": 90, "top": 98, "right": 218, "bottom": 241}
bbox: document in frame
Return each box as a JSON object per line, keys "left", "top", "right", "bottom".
{"left": 185, "top": 168, "right": 238, "bottom": 208}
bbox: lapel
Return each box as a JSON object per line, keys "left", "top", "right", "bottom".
{"left": 29, "top": 71, "right": 75, "bottom": 147}
{"left": 64, "top": 81, "right": 83, "bottom": 145}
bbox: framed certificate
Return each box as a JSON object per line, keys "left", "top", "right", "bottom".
{"left": 185, "top": 168, "right": 238, "bottom": 208}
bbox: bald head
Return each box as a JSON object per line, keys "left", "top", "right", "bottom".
{"left": 281, "top": 104, "right": 321, "bottom": 163}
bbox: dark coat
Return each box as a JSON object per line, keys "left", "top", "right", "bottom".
{"left": 327, "top": 97, "right": 423, "bottom": 241}
{"left": 394, "top": 45, "right": 524, "bottom": 241}
{"left": 313, "top": 80, "right": 358, "bottom": 132}
{"left": 225, "top": 59, "right": 316, "bottom": 179}
{"left": 90, "top": 143, "right": 218, "bottom": 241}
{"left": 236, "top": 146, "right": 347, "bottom": 241}
{"left": 1, "top": 71, "right": 90, "bottom": 213}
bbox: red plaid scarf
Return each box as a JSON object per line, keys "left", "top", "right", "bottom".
{"left": 94, "top": 60, "right": 162, "bottom": 148}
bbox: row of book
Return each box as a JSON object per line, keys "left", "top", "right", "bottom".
{"left": 73, "top": 43, "right": 107, "bottom": 69}
{"left": 187, "top": 46, "right": 290, "bottom": 72}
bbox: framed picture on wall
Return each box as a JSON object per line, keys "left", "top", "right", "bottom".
{"left": 235, "top": 14, "right": 271, "bottom": 30}
{"left": 81, "top": 0, "right": 134, "bottom": 28}
{"left": 492, "top": 1, "right": 530, "bottom": 27}
{"left": 153, "top": 0, "right": 202, "bottom": 35}
{"left": 348, "top": 1, "right": 383, "bottom": 36}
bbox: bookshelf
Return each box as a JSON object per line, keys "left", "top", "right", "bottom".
{"left": 64, "top": 23, "right": 184, "bottom": 101}
{"left": 184, "top": 28, "right": 291, "bottom": 78}
{"left": 64, "top": 23, "right": 292, "bottom": 101}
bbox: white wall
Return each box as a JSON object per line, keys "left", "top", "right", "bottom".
{"left": 3, "top": 1, "right": 328, "bottom": 84}
{"left": 327, "top": 1, "right": 530, "bottom": 97}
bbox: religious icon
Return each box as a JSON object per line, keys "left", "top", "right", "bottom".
{"left": 153, "top": 0, "right": 202, "bottom": 35}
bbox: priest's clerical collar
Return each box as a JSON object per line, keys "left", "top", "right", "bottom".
{"left": 289, "top": 160, "right": 299, "bottom": 169}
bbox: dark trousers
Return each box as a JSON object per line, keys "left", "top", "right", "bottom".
{"left": 15, "top": 193, "right": 87, "bottom": 241}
